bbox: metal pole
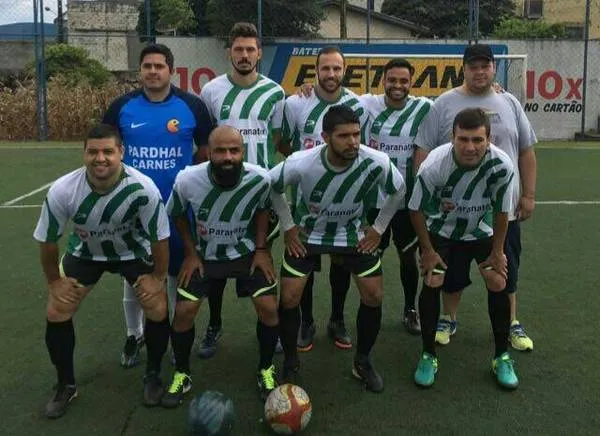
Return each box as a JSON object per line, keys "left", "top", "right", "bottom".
{"left": 366, "top": 0, "right": 372, "bottom": 94}
{"left": 33, "top": 0, "right": 42, "bottom": 140}
{"left": 258, "top": 0, "right": 262, "bottom": 74}
{"left": 581, "top": 0, "right": 591, "bottom": 135}
{"left": 40, "top": 0, "right": 48, "bottom": 140}
{"left": 473, "top": 0, "right": 479, "bottom": 43}
{"left": 57, "top": 0, "right": 64, "bottom": 43}
{"left": 144, "top": 0, "right": 152, "bottom": 43}
{"left": 340, "top": 0, "right": 347, "bottom": 38}
{"left": 467, "top": 0, "right": 473, "bottom": 43}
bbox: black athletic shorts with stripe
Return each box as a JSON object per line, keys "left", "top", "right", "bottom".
{"left": 61, "top": 253, "right": 154, "bottom": 287}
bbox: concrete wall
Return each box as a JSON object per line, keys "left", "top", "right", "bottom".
{"left": 320, "top": 5, "right": 413, "bottom": 38}
{"left": 514, "top": 0, "right": 596, "bottom": 37}
{"left": 0, "top": 41, "right": 35, "bottom": 74}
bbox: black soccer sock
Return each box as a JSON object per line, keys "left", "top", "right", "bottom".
{"left": 45, "top": 319, "right": 76, "bottom": 386}
{"left": 356, "top": 303, "right": 382, "bottom": 356}
{"left": 329, "top": 262, "right": 351, "bottom": 322}
{"left": 279, "top": 306, "right": 300, "bottom": 366}
{"left": 418, "top": 284, "right": 441, "bottom": 356}
{"left": 256, "top": 320, "right": 279, "bottom": 370}
{"left": 400, "top": 250, "right": 419, "bottom": 313}
{"left": 171, "top": 324, "right": 195, "bottom": 374}
{"left": 299, "top": 273, "right": 314, "bottom": 326}
{"left": 207, "top": 287, "right": 224, "bottom": 328}
{"left": 144, "top": 316, "right": 170, "bottom": 374}
{"left": 488, "top": 290, "right": 510, "bottom": 358}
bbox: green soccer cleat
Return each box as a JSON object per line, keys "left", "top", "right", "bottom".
{"left": 414, "top": 352, "right": 438, "bottom": 387}
{"left": 257, "top": 364, "right": 278, "bottom": 401}
{"left": 492, "top": 352, "right": 519, "bottom": 389}
{"left": 161, "top": 371, "right": 192, "bottom": 408}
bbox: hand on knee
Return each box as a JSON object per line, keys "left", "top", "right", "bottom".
{"left": 47, "top": 302, "right": 76, "bottom": 322}
{"left": 480, "top": 265, "right": 506, "bottom": 292}
{"left": 423, "top": 269, "right": 445, "bottom": 288}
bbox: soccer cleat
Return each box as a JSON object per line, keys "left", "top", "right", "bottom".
{"left": 120, "top": 335, "right": 144, "bottom": 368}
{"left": 143, "top": 371, "right": 164, "bottom": 407}
{"left": 161, "top": 371, "right": 192, "bottom": 408}
{"left": 352, "top": 355, "right": 384, "bottom": 393}
{"left": 257, "top": 364, "right": 278, "bottom": 401}
{"left": 403, "top": 309, "right": 421, "bottom": 335}
{"left": 492, "top": 352, "right": 519, "bottom": 389}
{"left": 510, "top": 320, "right": 534, "bottom": 351}
{"left": 296, "top": 322, "right": 316, "bottom": 352}
{"left": 282, "top": 360, "right": 300, "bottom": 385}
{"left": 414, "top": 352, "right": 438, "bottom": 387}
{"left": 45, "top": 384, "right": 77, "bottom": 419}
{"left": 435, "top": 315, "right": 457, "bottom": 345}
{"left": 197, "top": 325, "right": 222, "bottom": 359}
{"left": 327, "top": 319, "right": 352, "bottom": 349}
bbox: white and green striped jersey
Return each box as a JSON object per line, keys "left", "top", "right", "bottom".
{"left": 33, "top": 165, "right": 169, "bottom": 261}
{"left": 282, "top": 87, "right": 369, "bottom": 152}
{"left": 408, "top": 143, "right": 515, "bottom": 241}
{"left": 200, "top": 74, "right": 285, "bottom": 169}
{"left": 167, "top": 162, "right": 271, "bottom": 261}
{"left": 270, "top": 145, "right": 405, "bottom": 247}
{"left": 361, "top": 94, "right": 432, "bottom": 209}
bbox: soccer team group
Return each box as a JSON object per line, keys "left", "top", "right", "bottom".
{"left": 35, "top": 22, "right": 537, "bottom": 419}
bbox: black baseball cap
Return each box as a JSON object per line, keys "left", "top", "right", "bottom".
{"left": 463, "top": 44, "right": 494, "bottom": 63}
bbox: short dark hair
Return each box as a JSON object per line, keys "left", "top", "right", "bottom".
{"left": 384, "top": 58, "right": 415, "bottom": 76}
{"left": 139, "top": 44, "right": 174, "bottom": 72}
{"left": 85, "top": 124, "right": 122, "bottom": 149}
{"left": 322, "top": 105, "right": 360, "bottom": 135}
{"left": 452, "top": 108, "right": 491, "bottom": 138}
{"left": 229, "top": 22, "right": 261, "bottom": 48}
{"left": 316, "top": 45, "right": 345, "bottom": 67}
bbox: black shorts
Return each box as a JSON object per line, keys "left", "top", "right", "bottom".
{"left": 281, "top": 244, "right": 381, "bottom": 278}
{"left": 429, "top": 234, "right": 493, "bottom": 293}
{"left": 504, "top": 220, "right": 521, "bottom": 294}
{"left": 267, "top": 208, "right": 280, "bottom": 244}
{"left": 177, "top": 255, "right": 277, "bottom": 302}
{"left": 367, "top": 208, "right": 418, "bottom": 254}
{"left": 61, "top": 253, "right": 154, "bottom": 287}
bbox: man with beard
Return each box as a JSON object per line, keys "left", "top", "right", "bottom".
{"left": 280, "top": 46, "right": 369, "bottom": 352}
{"left": 161, "top": 126, "right": 279, "bottom": 405}
{"left": 197, "top": 22, "right": 285, "bottom": 358}
{"left": 35, "top": 125, "right": 170, "bottom": 418}
{"left": 103, "top": 44, "right": 213, "bottom": 368}
{"left": 410, "top": 108, "right": 518, "bottom": 389}
{"left": 271, "top": 105, "right": 405, "bottom": 392}
{"left": 361, "top": 58, "right": 432, "bottom": 335}
{"left": 414, "top": 44, "right": 537, "bottom": 352}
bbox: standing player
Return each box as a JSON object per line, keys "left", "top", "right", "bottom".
{"left": 361, "top": 58, "right": 432, "bottom": 334}
{"left": 410, "top": 108, "right": 518, "bottom": 389}
{"left": 271, "top": 105, "right": 405, "bottom": 392}
{"left": 197, "top": 22, "right": 285, "bottom": 358}
{"left": 280, "top": 46, "right": 369, "bottom": 351}
{"left": 35, "top": 125, "right": 171, "bottom": 418}
{"left": 414, "top": 44, "right": 537, "bottom": 351}
{"left": 162, "top": 126, "right": 279, "bottom": 405}
{"left": 103, "top": 44, "right": 213, "bottom": 368}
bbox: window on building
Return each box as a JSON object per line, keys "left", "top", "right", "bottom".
{"left": 524, "top": 0, "right": 543, "bottom": 19}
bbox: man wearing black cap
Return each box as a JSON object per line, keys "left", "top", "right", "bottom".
{"left": 413, "top": 43, "right": 537, "bottom": 354}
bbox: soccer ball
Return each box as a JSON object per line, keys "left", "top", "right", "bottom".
{"left": 188, "top": 391, "right": 235, "bottom": 436}
{"left": 264, "top": 384, "right": 312, "bottom": 434}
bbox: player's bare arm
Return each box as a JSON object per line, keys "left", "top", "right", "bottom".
{"left": 413, "top": 146, "right": 429, "bottom": 172}
{"left": 173, "top": 214, "right": 204, "bottom": 287}
{"left": 517, "top": 147, "right": 537, "bottom": 221}
{"left": 251, "top": 209, "right": 276, "bottom": 284}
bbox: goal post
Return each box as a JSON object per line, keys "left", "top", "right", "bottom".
{"left": 344, "top": 53, "right": 528, "bottom": 103}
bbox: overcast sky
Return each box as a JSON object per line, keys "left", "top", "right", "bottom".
{"left": 0, "top": 0, "right": 66, "bottom": 25}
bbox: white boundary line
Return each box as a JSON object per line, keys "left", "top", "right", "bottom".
{"left": 0, "top": 145, "right": 79, "bottom": 150}
{"left": 2, "top": 182, "right": 54, "bottom": 206}
{"left": 0, "top": 204, "right": 42, "bottom": 209}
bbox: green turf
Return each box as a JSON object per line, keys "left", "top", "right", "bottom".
{"left": 1, "top": 142, "right": 599, "bottom": 435}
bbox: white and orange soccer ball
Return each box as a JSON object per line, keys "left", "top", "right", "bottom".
{"left": 264, "top": 384, "right": 312, "bottom": 435}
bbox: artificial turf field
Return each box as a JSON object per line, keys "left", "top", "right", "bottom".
{"left": 1, "top": 141, "right": 599, "bottom": 435}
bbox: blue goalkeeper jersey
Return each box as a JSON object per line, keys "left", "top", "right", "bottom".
{"left": 103, "top": 85, "right": 213, "bottom": 201}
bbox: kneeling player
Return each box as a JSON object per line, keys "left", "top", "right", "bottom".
{"left": 34, "top": 125, "right": 170, "bottom": 418}
{"left": 409, "top": 108, "right": 519, "bottom": 389}
{"left": 270, "top": 105, "right": 405, "bottom": 393}
{"left": 162, "top": 126, "right": 279, "bottom": 406}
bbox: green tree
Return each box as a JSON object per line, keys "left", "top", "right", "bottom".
{"left": 382, "top": 0, "right": 516, "bottom": 38}
{"left": 206, "top": 0, "right": 324, "bottom": 38}
{"left": 32, "top": 44, "right": 112, "bottom": 87}
{"left": 137, "top": 0, "right": 208, "bottom": 38}
{"left": 493, "top": 18, "right": 567, "bottom": 38}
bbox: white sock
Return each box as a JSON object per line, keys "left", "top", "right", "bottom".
{"left": 123, "top": 280, "right": 144, "bottom": 338}
{"left": 167, "top": 275, "right": 178, "bottom": 323}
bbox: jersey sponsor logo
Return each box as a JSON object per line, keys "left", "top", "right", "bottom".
{"left": 74, "top": 212, "right": 88, "bottom": 223}
{"left": 167, "top": 119, "right": 180, "bottom": 133}
{"left": 368, "top": 138, "right": 378, "bottom": 149}
{"left": 455, "top": 203, "right": 490, "bottom": 214}
{"left": 239, "top": 127, "right": 267, "bottom": 137}
{"left": 304, "top": 138, "right": 315, "bottom": 149}
{"left": 378, "top": 142, "right": 414, "bottom": 153}
{"left": 441, "top": 199, "right": 456, "bottom": 213}
{"left": 127, "top": 145, "right": 184, "bottom": 171}
{"left": 74, "top": 227, "right": 89, "bottom": 240}
{"left": 131, "top": 122, "right": 148, "bottom": 129}
{"left": 197, "top": 223, "right": 208, "bottom": 235}
{"left": 221, "top": 104, "right": 231, "bottom": 118}
{"left": 308, "top": 203, "right": 321, "bottom": 214}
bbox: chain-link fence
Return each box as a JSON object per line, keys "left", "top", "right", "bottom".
{"left": 0, "top": 0, "right": 598, "bottom": 141}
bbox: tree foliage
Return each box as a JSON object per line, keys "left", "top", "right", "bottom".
{"left": 137, "top": 0, "right": 209, "bottom": 38}
{"left": 205, "top": 0, "right": 324, "bottom": 39}
{"left": 382, "top": 0, "right": 516, "bottom": 38}
{"left": 493, "top": 18, "right": 567, "bottom": 39}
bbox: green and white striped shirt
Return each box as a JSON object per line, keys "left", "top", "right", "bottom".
{"left": 270, "top": 145, "right": 405, "bottom": 247}
{"left": 282, "top": 87, "right": 369, "bottom": 152}
{"left": 361, "top": 94, "right": 432, "bottom": 208}
{"left": 200, "top": 74, "right": 285, "bottom": 169}
{"left": 167, "top": 162, "right": 271, "bottom": 261}
{"left": 408, "top": 143, "right": 515, "bottom": 241}
{"left": 33, "top": 165, "right": 169, "bottom": 261}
